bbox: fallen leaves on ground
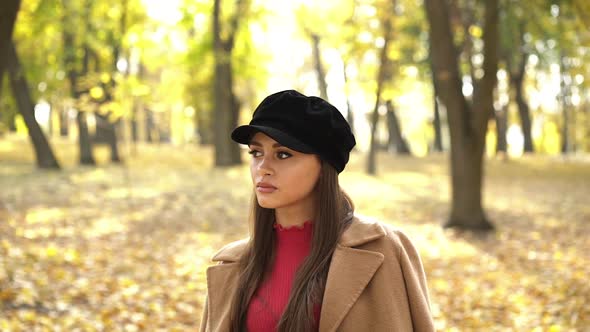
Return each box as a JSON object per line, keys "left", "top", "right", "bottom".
{"left": 0, "top": 136, "right": 589, "bottom": 331}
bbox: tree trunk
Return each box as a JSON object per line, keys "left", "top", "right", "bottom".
{"left": 425, "top": 0, "right": 498, "bottom": 231}
{"left": 108, "top": 119, "right": 121, "bottom": 162}
{"left": 367, "top": 100, "right": 380, "bottom": 175}
{"left": 7, "top": 41, "right": 60, "bottom": 169}
{"left": 212, "top": 0, "right": 243, "bottom": 166}
{"left": 145, "top": 108, "right": 154, "bottom": 143}
{"left": 0, "top": 0, "right": 21, "bottom": 95}
{"left": 102, "top": 105, "right": 122, "bottom": 164}
{"left": 449, "top": 0, "right": 476, "bottom": 84}
{"left": 131, "top": 62, "right": 147, "bottom": 146}
{"left": 213, "top": 58, "right": 241, "bottom": 165}
{"left": 430, "top": 56, "right": 443, "bottom": 152}
{"left": 449, "top": 143, "right": 489, "bottom": 228}
{"left": 495, "top": 105, "right": 507, "bottom": 154}
{"left": 367, "top": 15, "right": 393, "bottom": 175}
{"left": 342, "top": 59, "right": 354, "bottom": 134}
{"left": 559, "top": 54, "right": 570, "bottom": 154}
{"left": 311, "top": 33, "right": 328, "bottom": 100}
{"left": 509, "top": 54, "right": 534, "bottom": 153}
{"left": 514, "top": 82, "right": 533, "bottom": 152}
{"left": 62, "top": 0, "right": 95, "bottom": 165}
{"left": 131, "top": 105, "right": 139, "bottom": 142}
{"left": 95, "top": 112, "right": 121, "bottom": 162}
{"left": 102, "top": 0, "right": 126, "bottom": 163}
{"left": 501, "top": 14, "right": 532, "bottom": 154}
{"left": 76, "top": 111, "right": 94, "bottom": 164}
{"left": 57, "top": 107, "right": 69, "bottom": 137}
{"left": 432, "top": 97, "right": 443, "bottom": 152}
{"left": 385, "top": 100, "right": 411, "bottom": 154}
{"left": 104, "top": 116, "right": 121, "bottom": 163}
{"left": 561, "top": 98, "right": 570, "bottom": 154}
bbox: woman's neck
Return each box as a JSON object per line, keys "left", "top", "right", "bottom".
{"left": 274, "top": 199, "right": 315, "bottom": 228}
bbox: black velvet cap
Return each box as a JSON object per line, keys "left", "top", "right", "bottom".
{"left": 231, "top": 90, "right": 356, "bottom": 173}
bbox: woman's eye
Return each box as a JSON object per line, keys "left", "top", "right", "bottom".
{"left": 248, "top": 150, "right": 262, "bottom": 157}
{"left": 277, "top": 151, "right": 292, "bottom": 159}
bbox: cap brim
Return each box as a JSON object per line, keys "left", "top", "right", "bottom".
{"left": 231, "top": 125, "right": 315, "bottom": 154}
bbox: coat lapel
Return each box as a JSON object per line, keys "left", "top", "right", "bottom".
{"left": 318, "top": 216, "right": 387, "bottom": 332}
{"left": 205, "top": 263, "right": 240, "bottom": 331}
{"left": 204, "top": 239, "right": 248, "bottom": 331}
{"left": 204, "top": 217, "right": 387, "bottom": 332}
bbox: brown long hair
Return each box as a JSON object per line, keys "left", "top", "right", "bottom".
{"left": 229, "top": 161, "right": 354, "bottom": 332}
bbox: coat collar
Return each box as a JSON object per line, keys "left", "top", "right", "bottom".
{"left": 211, "top": 215, "right": 386, "bottom": 262}
{"left": 207, "top": 215, "right": 387, "bottom": 332}
{"left": 319, "top": 244, "right": 384, "bottom": 331}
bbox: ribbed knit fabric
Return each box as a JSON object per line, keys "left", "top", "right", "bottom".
{"left": 245, "top": 221, "right": 320, "bottom": 331}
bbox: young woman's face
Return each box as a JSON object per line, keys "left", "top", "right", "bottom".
{"left": 248, "top": 132, "right": 322, "bottom": 210}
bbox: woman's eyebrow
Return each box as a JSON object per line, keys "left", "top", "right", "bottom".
{"left": 248, "top": 141, "right": 284, "bottom": 148}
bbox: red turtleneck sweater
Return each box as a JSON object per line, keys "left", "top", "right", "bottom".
{"left": 245, "top": 221, "right": 320, "bottom": 331}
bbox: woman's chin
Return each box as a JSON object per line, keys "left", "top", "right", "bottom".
{"left": 257, "top": 201, "right": 278, "bottom": 209}
{"left": 256, "top": 197, "right": 283, "bottom": 209}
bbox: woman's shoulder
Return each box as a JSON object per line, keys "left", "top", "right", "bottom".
{"left": 208, "top": 216, "right": 420, "bottom": 262}
{"left": 210, "top": 238, "right": 249, "bottom": 263}
{"left": 346, "top": 215, "right": 421, "bottom": 255}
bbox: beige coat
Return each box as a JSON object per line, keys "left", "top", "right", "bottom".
{"left": 199, "top": 216, "right": 435, "bottom": 332}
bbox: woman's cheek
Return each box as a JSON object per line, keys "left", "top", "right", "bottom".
{"left": 250, "top": 162, "right": 258, "bottom": 181}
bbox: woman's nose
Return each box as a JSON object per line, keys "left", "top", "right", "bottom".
{"left": 257, "top": 156, "right": 274, "bottom": 176}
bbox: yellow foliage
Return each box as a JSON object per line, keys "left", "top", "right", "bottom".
{"left": 89, "top": 86, "right": 104, "bottom": 100}
{"left": 469, "top": 25, "right": 483, "bottom": 38}
{"left": 0, "top": 141, "right": 588, "bottom": 330}
{"left": 100, "top": 73, "right": 111, "bottom": 84}
{"left": 130, "top": 82, "right": 151, "bottom": 97}
{"left": 14, "top": 114, "right": 27, "bottom": 135}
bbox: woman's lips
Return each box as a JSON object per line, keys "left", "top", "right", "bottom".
{"left": 257, "top": 182, "right": 277, "bottom": 193}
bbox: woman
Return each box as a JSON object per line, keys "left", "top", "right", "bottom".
{"left": 199, "top": 90, "right": 434, "bottom": 332}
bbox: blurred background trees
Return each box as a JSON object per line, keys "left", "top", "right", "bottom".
{"left": 1, "top": 0, "right": 589, "bottom": 230}
{"left": 1, "top": 1, "right": 589, "bottom": 329}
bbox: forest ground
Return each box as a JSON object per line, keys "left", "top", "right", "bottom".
{"left": 1, "top": 135, "right": 589, "bottom": 331}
